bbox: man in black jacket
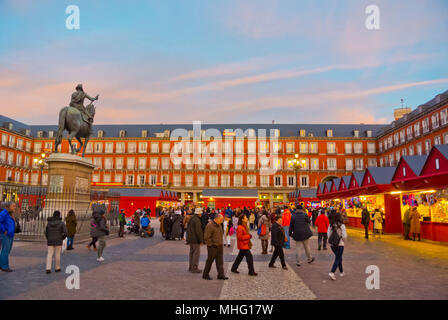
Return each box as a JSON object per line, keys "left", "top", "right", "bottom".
{"left": 187, "top": 209, "right": 204, "bottom": 273}
{"left": 361, "top": 207, "right": 371, "bottom": 239}
{"left": 269, "top": 215, "right": 288, "bottom": 269}
{"left": 93, "top": 210, "right": 109, "bottom": 262}
{"left": 289, "top": 206, "right": 315, "bottom": 266}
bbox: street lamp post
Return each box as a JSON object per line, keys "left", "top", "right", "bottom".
{"left": 33, "top": 153, "right": 47, "bottom": 186}
{"left": 288, "top": 154, "right": 306, "bottom": 208}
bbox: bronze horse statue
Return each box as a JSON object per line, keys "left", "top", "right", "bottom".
{"left": 54, "top": 104, "right": 95, "bottom": 157}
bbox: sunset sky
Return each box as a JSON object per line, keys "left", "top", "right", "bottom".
{"left": 1, "top": 0, "right": 447, "bottom": 125}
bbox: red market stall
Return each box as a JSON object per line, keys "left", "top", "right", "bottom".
{"left": 289, "top": 189, "right": 319, "bottom": 208}
{"left": 202, "top": 189, "right": 258, "bottom": 210}
{"left": 109, "top": 188, "right": 179, "bottom": 217}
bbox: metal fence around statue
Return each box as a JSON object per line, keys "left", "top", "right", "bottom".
{"left": 1, "top": 186, "right": 120, "bottom": 241}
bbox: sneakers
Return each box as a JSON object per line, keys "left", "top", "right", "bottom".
{"left": 339, "top": 272, "right": 345, "bottom": 277}
{"left": 97, "top": 257, "right": 105, "bottom": 262}
{"left": 328, "top": 272, "right": 336, "bottom": 280}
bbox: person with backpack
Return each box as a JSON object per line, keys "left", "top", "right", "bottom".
{"left": 258, "top": 209, "right": 271, "bottom": 255}
{"left": 327, "top": 212, "right": 347, "bottom": 280}
{"left": 289, "top": 205, "right": 315, "bottom": 266}
{"left": 361, "top": 206, "right": 371, "bottom": 239}
{"left": 45, "top": 211, "right": 68, "bottom": 274}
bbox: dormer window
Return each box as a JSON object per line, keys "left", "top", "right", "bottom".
{"left": 353, "top": 130, "right": 359, "bottom": 138}
{"left": 7, "top": 123, "right": 13, "bottom": 130}
{"left": 119, "top": 130, "right": 126, "bottom": 138}
{"left": 37, "top": 131, "right": 44, "bottom": 138}
{"left": 366, "top": 130, "right": 372, "bottom": 138}
{"left": 48, "top": 131, "right": 54, "bottom": 138}
{"left": 141, "top": 130, "right": 148, "bottom": 138}
{"left": 299, "top": 129, "right": 306, "bottom": 137}
{"left": 326, "top": 130, "right": 333, "bottom": 137}
{"left": 98, "top": 130, "right": 104, "bottom": 138}
{"left": 25, "top": 129, "right": 31, "bottom": 136}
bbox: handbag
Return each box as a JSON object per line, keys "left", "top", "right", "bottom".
{"left": 258, "top": 223, "right": 266, "bottom": 236}
{"left": 229, "top": 226, "right": 235, "bottom": 236}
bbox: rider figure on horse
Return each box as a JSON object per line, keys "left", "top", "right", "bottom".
{"left": 70, "top": 84, "right": 99, "bottom": 131}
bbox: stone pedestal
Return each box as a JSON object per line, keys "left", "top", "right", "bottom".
{"left": 44, "top": 153, "right": 95, "bottom": 218}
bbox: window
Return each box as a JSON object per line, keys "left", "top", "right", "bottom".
{"left": 115, "top": 174, "right": 123, "bottom": 183}
{"left": 197, "top": 175, "right": 205, "bottom": 187}
{"left": 380, "top": 158, "right": 384, "bottom": 167}
{"left": 441, "top": 109, "right": 447, "bottom": 126}
{"left": 209, "top": 175, "right": 218, "bottom": 187}
{"left": 299, "top": 129, "right": 306, "bottom": 137}
{"left": 395, "top": 151, "right": 400, "bottom": 165}
{"left": 34, "top": 142, "right": 42, "bottom": 153}
{"left": 379, "top": 142, "right": 383, "bottom": 153}
{"left": 287, "top": 176, "right": 295, "bottom": 187}
{"left": 409, "top": 145, "right": 414, "bottom": 156}
{"left": 14, "top": 171, "right": 20, "bottom": 182}
{"left": 105, "top": 142, "right": 113, "bottom": 153}
{"left": 139, "top": 142, "right": 147, "bottom": 153}
{"left": 234, "top": 175, "right": 243, "bottom": 187}
{"left": 300, "top": 175, "right": 309, "bottom": 187}
{"left": 327, "top": 158, "right": 337, "bottom": 170}
{"left": 93, "top": 157, "right": 102, "bottom": 168}
{"left": 127, "top": 158, "right": 135, "bottom": 170}
{"left": 387, "top": 136, "right": 393, "bottom": 149}
{"left": 327, "top": 142, "right": 336, "bottom": 154}
{"left": 97, "top": 130, "right": 104, "bottom": 138}
{"left": 247, "top": 157, "right": 256, "bottom": 170}
{"left": 182, "top": 175, "right": 192, "bottom": 187}
{"left": 422, "top": 118, "right": 429, "bottom": 133}
{"left": 116, "top": 142, "right": 124, "bottom": 153}
{"left": 150, "top": 158, "right": 158, "bottom": 169}
{"left": 416, "top": 143, "right": 422, "bottom": 155}
{"left": 16, "top": 139, "right": 23, "bottom": 150}
{"left": 344, "top": 143, "right": 352, "bottom": 154}
{"left": 126, "top": 175, "right": 134, "bottom": 185}
{"left": 23, "top": 173, "right": 29, "bottom": 184}
{"left": 141, "top": 130, "right": 148, "bottom": 138}
{"left": 259, "top": 158, "right": 269, "bottom": 170}
{"left": 173, "top": 175, "right": 181, "bottom": 187}
{"left": 353, "top": 130, "right": 359, "bottom": 137}
{"left": 128, "top": 142, "right": 136, "bottom": 153}
{"left": 355, "top": 158, "right": 364, "bottom": 170}
{"left": 299, "top": 142, "right": 308, "bottom": 153}
{"left": 309, "top": 142, "right": 318, "bottom": 153}
{"left": 235, "top": 141, "right": 244, "bottom": 154}
{"left": 104, "top": 174, "right": 111, "bottom": 183}
{"left": 235, "top": 157, "right": 244, "bottom": 170}
{"left": 261, "top": 176, "right": 269, "bottom": 187}
{"left": 161, "top": 157, "right": 170, "bottom": 169}
{"left": 26, "top": 141, "right": 31, "bottom": 152}
{"left": 425, "top": 139, "right": 431, "bottom": 154}
{"left": 400, "top": 130, "right": 405, "bottom": 144}
{"left": 435, "top": 136, "right": 441, "bottom": 145}
{"left": 366, "top": 130, "right": 372, "bottom": 138}
{"left": 414, "top": 123, "right": 421, "bottom": 137}
{"left": 407, "top": 127, "right": 413, "bottom": 140}
{"left": 223, "top": 141, "right": 232, "bottom": 154}
{"left": 222, "top": 157, "right": 231, "bottom": 170}
{"left": 259, "top": 142, "right": 268, "bottom": 153}
{"left": 94, "top": 143, "right": 103, "bottom": 153}
{"left": 162, "top": 143, "right": 170, "bottom": 153}
{"left": 444, "top": 132, "right": 448, "bottom": 144}
{"left": 24, "top": 156, "right": 29, "bottom": 167}
{"left": 16, "top": 154, "right": 22, "bottom": 166}
{"left": 393, "top": 133, "right": 399, "bottom": 146}
{"left": 310, "top": 158, "right": 319, "bottom": 170}
{"left": 345, "top": 159, "right": 353, "bottom": 171}
{"left": 136, "top": 175, "right": 144, "bottom": 185}
{"left": 221, "top": 175, "right": 230, "bottom": 187}
{"left": 432, "top": 114, "right": 440, "bottom": 129}
{"left": 92, "top": 174, "right": 100, "bottom": 183}
{"left": 326, "top": 130, "right": 333, "bottom": 137}
{"left": 367, "top": 143, "right": 375, "bottom": 154}
{"left": 272, "top": 142, "right": 281, "bottom": 153}
{"left": 274, "top": 176, "right": 282, "bottom": 187}
{"left": 247, "top": 175, "right": 256, "bottom": 187}
{"left": 138, "top": 158, "right": 146, "bottom": 169}
{"left": 116, "top": 158, "right": 123, "bottom": 169}
{"left": 1, "top": 134, "right": 7, "bottom": 146}
{"left": 119, "top": 130, "right": 126, "bottom": 138}
{"left": 172, "top": 157, "right": 181, "bottom": 169}
{"left": 286, "top": 142, "right": 295, "bottom": 153}
{"left": 248, "top": 141, "right": 256, "bottom": 154}
{"left": 354, "top": 143, "right": 363, "bottom": 154}
{"left": 402, "top": 148, "right": 407, "bottom": 156}
{"left": 162, "top": 175, "right": 169, "bottom": 185}
{"left": 104, "top": 158, "right": 113, "bottom": 169}
{"left": 8, "top": 135, "right": 15, "bottom": 148}
{"left": 0, "top": 150, "right": 5, "bottom": 163}
{"left": 273, "top": 158, "right": 283, "bottom": 170}
{"left": 368, "top": 158, "right": 377, "bottom": 167}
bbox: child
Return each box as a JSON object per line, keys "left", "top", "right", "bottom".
{"left": 268, "top": 215, "right": 288, "bottom": 270}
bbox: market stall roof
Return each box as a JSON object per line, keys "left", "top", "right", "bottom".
{"left": 316, "top": 183, "right": 325, "bottom": 196}
{"left": 361, "top": 166, "right": 396, "bottom": 194}
{"left": 202, "top": 189, "right": 259, "bottom": 198}
{"left": 299, "top": 189, "right": 318, "bottom": 200}
{"left": 413, "top": 144, "right": 448, "bottom": 189}
{"left": 391, "top": 155, "right": 428, "bottom": 190}
{"left": 330, "top": 178, "right": 341, "bottom": 193}
{"left": 108, "top": 188, "right": 174, "bottom": 199}
{"left": 346, "top": 171, "right": 366, "bottom": 197}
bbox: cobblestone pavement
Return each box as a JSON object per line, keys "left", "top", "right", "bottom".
{"left": 1, "top": 220, "right": 447, "bottom": 300}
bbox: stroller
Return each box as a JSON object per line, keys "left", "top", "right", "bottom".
{"left": 126, "top": 219, "right": 139, "bottom": 235}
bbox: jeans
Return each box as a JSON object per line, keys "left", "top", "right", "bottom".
{"left": 88, "top": 237, "right": 98, "bottom": 249}
{"left": 0, "top": 234, "right": 14, "bottom": 269}
{"left": 231, "top": 249, "right": 255, "bottom": 274}
{"left": 330, "top": 245, "right": 344, "bottom": 273}
{"left": 97, "top": 236, "right": 106, "bottom": 258}
{"left": 269, "top": 245, "right": 286, "bottom": 267}
{"left": 46, "top": 245, "right": 62, "bottom": 271}
{"left": 318, "top": 232, "right": 328, "bottom": 248}
{"left": 67, "top": 236, "right": 74, "bottom": 248}
{"left": 295, "top": 239, "right": 312, "bottom": 263}
{"left": 283, "top": 226, "right": 290, "bottom": 248}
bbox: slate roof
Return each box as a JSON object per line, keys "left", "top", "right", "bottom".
{"left": 202, "top": 189, "right": 258, "bottom": 198}
{"left": 332, "top": 178, "right": 342, "bottom": 191}
{"left": 0, "top": 114, "right": 386, "bottom": 138}
{"left": 107, "top": 188, "right": 166, "bottom": 198}
{"left": 341, "top": 176, "right": 351, "bottom": 189}
{"left": 401, "top": 155, "right": 428, "bottom": 176}
{"left": 366, "top": 167, "right": 396, "bottom": 185}
{"left": 352, "top": 172, "right": 365, "bottom": 187}
{"left": 325, "top": 181, "right": 333, "bottom": 192}
{"left": 317, "top": 183, "right": 325, "bottom": 193}
{"left": 434, "top": 144, "right": 448, "bottom": 161}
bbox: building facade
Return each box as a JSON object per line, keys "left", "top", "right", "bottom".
{"left": 1, "top": 89, "right": 447, "bottom": 206}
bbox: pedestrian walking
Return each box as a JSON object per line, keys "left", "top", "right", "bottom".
{"left": 372, "top": 209, "right": 383, "bottom": 239}
{"left": 87, "top": 212, "right": 98, "bottom": 251}
{"left": 0, "top": 202, "right": 17, "bottom": 272}
{"left": 327, "top": 212, "right": 347, "bottom": 280}
{"left": 92, "top": 210, "right": 109, "bottom": 261}
{"left": 164, "top": 211, "right": 173, "bottom": 240}
{"left": 282, "top": 206, "right": 291, "bottom": 249}
{"left": 269, "top": 214, "right": 288, "bottom": 270}
{"left": 223, "top": 206, "right": 233, "bottom": 247}
{"left": 65, "top": 209, "right": 77, "bottom": 250}
{"left": 402, "top": 208, "right": 411, "bottom": 240}
{"left": 45, "top": 211, "right": 68, "bottom": 274}
{"left": 202, "top": 215, "right": 228, "bottom": 280}
{"left": 315, "top": 209, "right": 330, "bottom": 250}
{"left": 258, "top": 209, "right": 271, "bottom": 255}
{"left": 249, "top": 211, "right": 255, "bottom": 230}
{"left": 409, "top": 206, "right": 421, "bottom": 241}
{"left": 231, "top": 215, "right": 257, "bottom": 276}
{"left": 172, "top": 209, "right": 183, "bottom": 240}
{"left": 118, "top": 209, "right": 126, "bottom": 238}
{"left": 187, "top": 208, "right": 204, "bottom": 273}
{"left": 361, "top": 207, "right": 371, "bottom": 239}
{"left": 289, "top": 205, "right": 315, "bottom": 266}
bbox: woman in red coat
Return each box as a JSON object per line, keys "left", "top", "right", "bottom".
{"left": 230, "top": 215, "right": 257, "bottom": 276}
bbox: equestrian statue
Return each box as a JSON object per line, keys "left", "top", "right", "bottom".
{"left": 54, "top": 84, "right": 99, "bottom": 157}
